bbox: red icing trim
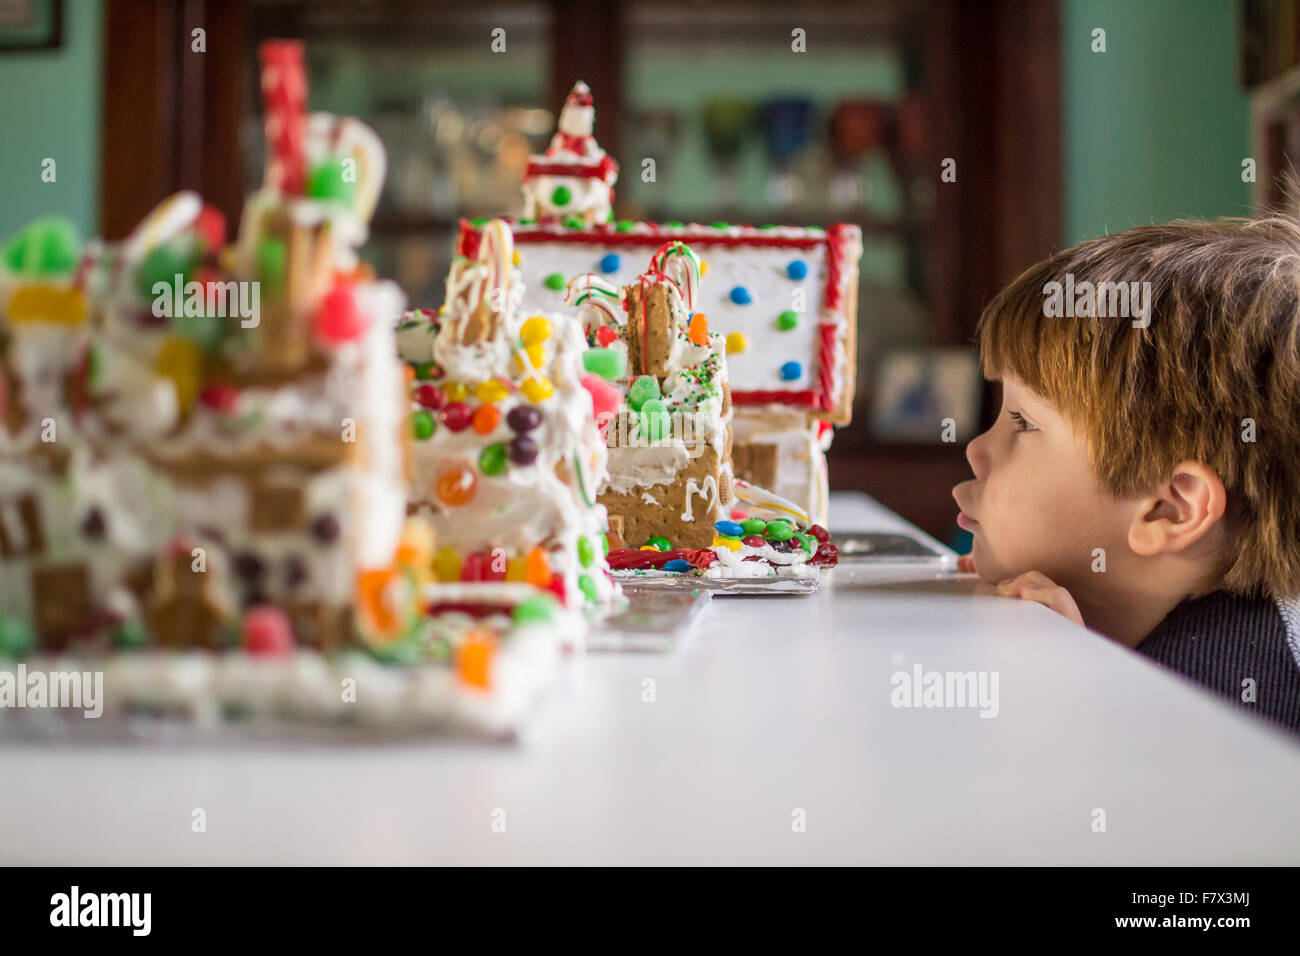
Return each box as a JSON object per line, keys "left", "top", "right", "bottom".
{"left": 509, "top": 227, "right": 825, "bottom": 250}
{"left": 524, "top": 155, "right": 618, "bottom": 180}
{"left": 605, "top": 547, "right": 714, "bottom": 571}
{"left": 732, "top": 389, "right": 819, "bottom": 407}
{"left": 817, "top": 322, "right": 837, "bottom": 411}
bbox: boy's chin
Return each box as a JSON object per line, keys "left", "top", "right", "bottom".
{"left": 966, "top": 537, "right": 1010, "bottom": 584}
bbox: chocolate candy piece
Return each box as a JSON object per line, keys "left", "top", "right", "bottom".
{"left": 507, "top": 405, "right": 542, "bottom": 433}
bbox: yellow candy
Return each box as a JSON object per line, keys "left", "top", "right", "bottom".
{"left": 725, "top": 332, "right": 747, "bottom": 353}
{"left": 7, "top": 285, "right": 85, "bottom": 325}
{"left": 444, "top": 382, "right": 469, "bottom": 402}
{"left": 512, "top": 250, "right": 521, "bottom": 266}
{"left": 520, "top": 376, "right": 553, "bottom": 402}
{"left": 712, "top": 535, "right": 743, "bottom": 552}
{"left": 433, "top": 546, "right": 463, "bottom": 582}
{"left": 525, "top": 343, "right": 546, "bottom": 368}
{"left": 475, "top": 379, "right": 509, "bottom": 402}
{"left": 700, "top": 260, "right": 709, "bottom": 277}
{"left": 505, "top": 555, "right": 528, "bottom": 582}
{"left": 154, "top": 338, "right": 203, "bottom": 413}
{"left": 520, "top": 316, "right": 552, "bottom": 346}
{"left": 639, "top": 545, "right": 659, "bottom": 551}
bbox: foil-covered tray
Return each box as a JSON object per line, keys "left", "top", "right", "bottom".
{"left": 613, "top": 571, "right": 820, "bottom": 596}
{"left": 586, "top": 587, "right": 711, "bottom": 652}
{"left": 833, "top": 532, "right": 955, "bottom": 565}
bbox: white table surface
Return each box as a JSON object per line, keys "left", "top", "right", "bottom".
{"left": 3, "top": 492, "right": 1299, "bottom": 865}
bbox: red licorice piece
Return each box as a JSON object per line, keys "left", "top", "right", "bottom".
{"left": 810, "top": 541, "right": 839, "bottom": 567}
{"left": 808, "top": 524, "right": 830, "bottom": 544}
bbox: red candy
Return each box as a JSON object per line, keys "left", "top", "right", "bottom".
{"left": 195, "top": 204, "right": 227, "bottom": 252}
{"left": 413, "top": 384, "right": 445, "bottom": 409}
{"left": 581, "top": 374, "right": 622, "bottom": 423}
{"left": 440, "top": 402, "right": 472, "bottom": 432}
{"left": 811, "top": 542, "right": 839, "bottom": 568}
{"left": 730, "top": 508, "right": 748, "bottom": 521}
{"left": 243, "top": 605, "right": 295, "bottom": 655}
{"left": 742, "top": 535, "right": 765, "bottom": 547}
{"left": 315, "top": 287, "right": 367, "bottom": 344}
{"left": 462, "top": 552, "right": 505, "bottom": 582}
{"left": 595, "top": 325, "right": 618, "bottom": 347}
{"left": 809, "top": 524, "right": 831, "bottom": 544}
{"left": 198, "top": 382, "right": 240, "bottom": 412}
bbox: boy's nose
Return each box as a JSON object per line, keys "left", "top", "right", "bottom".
{"left": 965, "top": 428, "right": 990, "bottom": 479}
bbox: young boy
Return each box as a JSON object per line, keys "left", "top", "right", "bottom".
{"left": 952, "top": 218, "right": 1300, "bottom": 735}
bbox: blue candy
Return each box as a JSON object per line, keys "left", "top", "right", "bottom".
{"left": 714, "top": 520, "right": 744, "bottom": 537}
{"left": 599, "top": 253, "right": 621, "bottom": 274}
{"left": 662, "top": 559, "right": 693, "bottom": 573}
{"left": 787, "top": 259, "right": 808, "bottom": 280}
{"left": 780, "top": 360, "right": 802, "bottom": 381}
{"left": 729, "top": 285, "right": 752, "bottom": 305}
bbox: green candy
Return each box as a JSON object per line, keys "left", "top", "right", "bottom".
{"left": 711, "top": 221, "right": 731, "bottom": 230}
{"left": 3, "top": 217, "right": 79, "bottom": 277}
{"left": 413, "top": 362, "right": 435, "bottom": 380}
{"left": 664, "top": 221, "right": 684, "bottom": 229}
{"left": 111, "top": 619, "right": 148, "bottom": 650}
{"left": 582, "top": 347, "right": 625, "bottom": 382}
{"left": 577, "top": 536, "right": 595, "bottom": 567}
{"left": 412, "top": 410, "right": 435, "bottom": 440}
{"left": 306, "top": 156, "right": 359, "bottom": 206}
{"left": 478, "top": 442, "right": 507, "bottom": 475}
{"left": 544, "top": 272, "right": 566, "bottom": 291}
{"left": 518, "top": 218, "right": 536, "bottom": 226}
{"left": 601, "top": 531, "right": 610, "bottom": 555}
{"left": 512, "top": 594, "right": 556, "bottom": 626}
{"left": 645, "top": 536, "right": 671, "bottom": 552}
{"left": 765, "top": 520, "right": 794, "bottom": 542}
{"left": 740, "top": 517, "right": 767, "bottom": 535}
{"left": 615, "top": 219, "right": 635, "bottom": 233}
{"left": 470, "top": 217, "right": 489, "bottom": 227}
{"left": 776, "top": 310, "right": 799, "bottom": 331}
{"left": 551, "top": 185, "right": 572, "bottom": 206}
{"left": 794, "top": 532, "right": 815, "bottom": 552}
{"left": 639, "top": 399, "right": 669, "bottom": 441}
{"left": 578, "top": 574, "right": 598, "bottom": 603}
{"left": 626, "top": 374, "right": 661, "bottom": 412}
{"left": 169, "top": 311, "right": 224, "bottom": 351}
{"left": 255, "top": 237, "right": 287, "bottom": 296}
{"left": 563, "top": 217, "right": 585, "bottom": 229}
{"left": 138, "top": 239, "right": 196, "bottom": 300}
{"left": 0, "top": 616, "right": 35, "bottom": 658}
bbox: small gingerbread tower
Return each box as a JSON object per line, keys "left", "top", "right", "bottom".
{"left": 521, "top": 82, "right": 619, "bottom": 225}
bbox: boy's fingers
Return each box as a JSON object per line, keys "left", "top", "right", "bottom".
{"left": 957, "top": 555, "right": 975, "bottom": 573}
{"left": 1010, "top": 583, "right": 1085, "bottom": 626}
{"left": 996, "top": 570, "right": 1054, "bottom": 594}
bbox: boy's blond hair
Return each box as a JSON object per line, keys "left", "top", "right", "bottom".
{"left": 977, "top": 217, "right": 1300, "bottom": 599}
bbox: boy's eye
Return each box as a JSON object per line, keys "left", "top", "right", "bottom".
{"left": 1008, "top": 410, "right": 1035, "bottom": 433}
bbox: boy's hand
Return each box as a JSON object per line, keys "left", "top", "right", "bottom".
{"left": 994, "top": 571, "right": 1084, "bottom": 626}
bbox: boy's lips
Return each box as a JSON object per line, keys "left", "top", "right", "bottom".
{"left": 956, "top": 510, "right": 980, "bottom": 531}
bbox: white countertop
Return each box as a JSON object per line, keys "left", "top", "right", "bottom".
{"left": 2, "top": 492, "right": 1298, "bottom": 865}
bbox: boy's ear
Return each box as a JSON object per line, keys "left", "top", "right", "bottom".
{"left": 1128, "top": 461, "right": 1227, "bottom": 557}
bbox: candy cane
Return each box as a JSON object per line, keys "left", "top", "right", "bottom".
{"left": 732, "top": 478, "right": 810, "bottom": 526}
{"left": 476, "top": 219, "right": 514, "bottom": 315}
{"left": 259, "top": 40, "right": 307, "bottom": 195}
{"left": 122, "top": 191, "right": 202, "bottom": 265}
{"left": 651, "top": 240, "right": 700, "bottom": 312}
{"left": 564, "top": 273, "right": 624, "bottom": 328}
{"left": 307, "top": 112, "right": 387, "bottom": 223}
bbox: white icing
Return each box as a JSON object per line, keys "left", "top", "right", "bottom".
{"left": 681, "top": 475, "right": 718, "bottom": 522}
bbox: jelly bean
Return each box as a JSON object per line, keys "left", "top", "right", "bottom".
{"left": 508, "top": 435, "right": 539, "bottom": 465}
{"left": 521, "top": 316, "right": 552, "bottom": 345}
{"left": 440, "top": 402, "right": 472, "bottom": 432}
{"left": 741, "top": 517, "right": 767, "bottom": 535}
{"left": 520, "top": 376, "right": 553, "bottom": 402}
{"left": 512, "top": 594, "right": 555, "bottom": 625}
{"left": 809, "top": 524, "right": 831, "bottom": 544}
{"left": 414, "top": 383, "right": 445, "bottom": 409}
{"left": 582, "top": 347, "right": 625, "bottom": 382}
{"left": 645, "top": 536, "right": 671, "bottom": 552}
{"left": 780, "top": 361, "right": 802, "bottom": 381}
{"left": 525, "top": 343, "right": 546, "bottom": 368}
{"left": 595, "top": 325, "right": 618, "bottom": 347}
{"left": 435, "top": 467, "right": 476, "bottom": 506}
{"left": 199, "top": 383, "right": 240, "bottom": 411}
{"left": 412, "top": 410, "right": 435, "bottom": 440}
{"left": 456, "top": 630, "right": 495, "bottom": 689}
{"left": 599, "top": 253, "right": 620, "bottom": 274}
{"left": 627, "top": 374, "right": 660, "bottom": 412}
{"left": 551, "top": 185, "right": 572, "bottom": 206}
{"left": 662, "top": 559, "right": 692, "bottom": 573}
{"left": 726, "top": 332, "right": 747, "bottom": 353}
{"left": 544, "top": 272, "right": 566, "bottom": 291}
{"left": 475, "top": 379, "right": 509, "bottom": 402}
{"left": 765, "top": 521, "right": 794, "bottom": 542}
{"left": 505, "top": 556, "right": 528, "bottom": 582}
{"left": 306, "top": 156, "right": 359, "bottom": 205}
{"left": 730, "top": 286, "right": 752, "bottom": 305}
{"left": 478, "top": 442, "right": 507, "bottom": 475}
{"left": 577, "top": 536, "right": 595, "bottom": 567}
{"left": 742, "top": 535, "right": 766, "bottom": 547}
{"left": 776, "top": 310, "right": 799, "bottom": 331}
{"left": 712, "top": 535, "right": 742, "bottom": 552}
{"left": 714, "top": 520, "right": 744, "bottom": 537}
{"left": 578, "top": 574, "right": 598, "bottom": 603}
{"left": 787, "top": 259, "right": 808, "bottom": 280}
{"left": 507, "top": 405, "right": 541, "bottom": 432}
{"left": 244, "top": 605, "right": 295, "bottom": 656}
{"left": 689, "top": 313, "right": 710, "bottom": 346}
{"left": 472, "top": 403, "right": 501, "bottom": 434}
{"left": 444, "top": 382, "right": 469, "bottom": 402}
{"left": 513, "top": 250, "right": 521, "bottom": 266}
{"left": 699, "top": 260, "right": 709, "bottom": 277}
{"left": 525, "top": 547, "right": 552, "bottom": 586}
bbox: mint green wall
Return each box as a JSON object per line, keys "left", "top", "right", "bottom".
{"left": 0, "top": 0, "right": 103, "bottom": 242}
{"left": 1063, "top": 0, "right": 1250, "bottom": 245}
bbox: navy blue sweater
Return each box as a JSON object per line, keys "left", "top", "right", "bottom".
{"left": 1137, "top": 590, "right": 1300, "bottom": 736}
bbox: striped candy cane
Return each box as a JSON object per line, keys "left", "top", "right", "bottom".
{"left": 650, "top": 240, "right": 701, "bottom": 312}
{"left": 564, "top": 273, "right": 624, "bottom": 329}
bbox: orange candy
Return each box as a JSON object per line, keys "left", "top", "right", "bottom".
{"left": 689, "top": 313, "right": 709, "bottom": 346}
{"left": 472, "top": 403, "right": 501, "bottom": 434}
{"left": 456, "top": 629, "right": 497, "bottom": 690}
{"left": 435, "top": 466, "right": 477, "bottom": 506}
{"left": 524, "top": 547, "right": 552, "bottom": 587}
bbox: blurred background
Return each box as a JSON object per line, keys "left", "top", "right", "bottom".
{"left": 0, "top": 0, "right": 1285, "bottom": 545}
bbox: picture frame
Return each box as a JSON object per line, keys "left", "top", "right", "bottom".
{"left": 0, "top": 0, "right": 63, "bottom": 53}
{"left": 869, "top": 346, "right": 982, "bottom": 444}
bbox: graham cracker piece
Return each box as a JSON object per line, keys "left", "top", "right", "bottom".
{"left": 624, "top": 282, "right": 675, "bottom": 378}
{"left": 251, "top": 482, "right": 306, "bottom": 532}
{"left": 0, "top": 493, "right": 45, "bottom": 558}
{"left": 33, "top": 563, "right": 93, "bottom": 649}
{"left": 732, "top": 441, "right": 779, "bottom": 489}
{"left": 599, "top": 445, "right": 721, "bottom": 549}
